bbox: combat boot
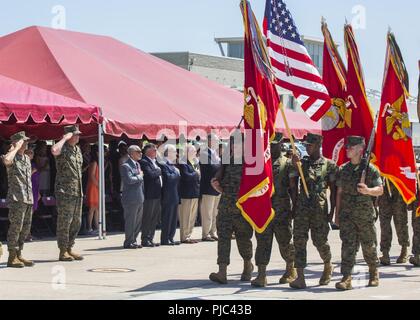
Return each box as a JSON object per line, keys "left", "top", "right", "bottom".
{"left": 279, "top": 262, "right": 297, "bottom": 284}
{"left": 67, "top": 248, "right": 84, "bottom": 261}
{"left": 396, "top": 246, "right": 408, "bottom": 264}
{"left": 409, "top": 255, "right": 420, "bottom": 267}
{"left": 7, "top": 249, "right": 24, "bottom": 268}
{"left": 17, "top": 250, "right": 34, "bottom": 267}
{"left": 289, "top": 268, "right": 306, "bottom": 289}
{"left": 368, "top": 265, "right": 379, "bottom": 287}
{"left": 319, "top": 262, "right": 333, "bottom": 286}
{"left": 379, "top": 251, "right": 391, "bottom": 266}
{"left": 240, "top": 260, "right": 254, "bottom": 281}
{"left": 335, "top": 275, "right": 352, "bottom": 291}
{"left": 59, "top": 248, "right": 74, "bottom": 262}
{"left": 251, "top": 265, "right": 267, "bottom": 287}
{"left": 209, "top": 264, "right": 228, "bottom": 284}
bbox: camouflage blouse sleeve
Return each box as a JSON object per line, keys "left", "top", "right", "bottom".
{"left": 56, "top": 142, "right": 68, "bottom": 160}
{"left": 286, "top": 159, "right": 293, "bottom": 177}
{"left": 335, "top": 165, "right": 343, "bottom": 188}
{"left": 327, "top": 159, "right": 338, "bottom": 183}
{"left": 288, "top": 160, "right": 299, "bottom": 178}
{"left": 368, "top": 164, "right": 382, "bottom": 188}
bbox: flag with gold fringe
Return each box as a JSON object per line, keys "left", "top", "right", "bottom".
{"left": 343, "top": 24, "right": 374, "bottom": 158}
{"left": 321, "top": 20, "right": 348, "bottom": 166}
{"left": 236, "top": 0, "right": 279, "bottom": 233}
{"left": 373, "top": 31, "right": 417, "bottom": 206}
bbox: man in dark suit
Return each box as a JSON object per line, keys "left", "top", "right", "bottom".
{"left": 160, "top": 144, "right": 181, "bottom": 246}
{"left": 120, "top": 145, "right": 144, "bottom": 249}
{"left": 200, "top": 134, "right": 221, "bottom": 242}
{"left": 179, "top": 144, "right": 201, "bottom": 244}
{"left": 140, "top": 143, "right": 163, "bottom": 247}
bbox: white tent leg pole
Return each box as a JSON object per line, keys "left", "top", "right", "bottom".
{"left": 101, "top": 123, "right": 107, "bottom": 237}
{"left": 98, "top": 123, "right": 106, "bottom": 240}
{"left": 98, "top": 124, "right": 103, "bottom": 239}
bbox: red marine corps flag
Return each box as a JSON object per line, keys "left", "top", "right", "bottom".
{"left": 373, "top": 31, "right": 417, "bottom": 205}
{"left": 236, "top": 0, "right": 279, "bottom": 233}
{"left": 343, "top": 24, "right": 374, "bottom": 157}
{"left": 320, "top": 20, "right": 348, "bottom": 165}
{"left": 322, "top": 23, "right": 374, "bottom": 165}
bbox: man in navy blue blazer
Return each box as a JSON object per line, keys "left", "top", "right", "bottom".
{"left": 140, "top": 143, "right": 163, "bottom": 247}
{"left": 178, "top": 144, "right": 201, "bottom": 244}
{"left": 160, "top": 144, "right": 181, "bottom": 246}
{"left": 199, "top": 134, "right": 221, "bottom": 242}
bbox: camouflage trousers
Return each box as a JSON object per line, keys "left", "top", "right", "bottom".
{"left": 412, "top": 211, "right": 420, "bottom": 255}
{"left": 255, "top": 200, "right": 294, "bottom": 266}
{"left": 379, "top": 199, "right": 409, "bottom": 252}
{"left": 7, "top": 202, "right": 33, "bottom": 251}
{"left": 340, "top": 207, "right": 378, "bottom": 276}
{"left": 293, "top": 205, "right": 331, "bottom": 268}
{"left": 216, "top": 206, "right": 253, "bottom": 266}
{"left": 56, "top": 194, "right": 82, "bottom": 250}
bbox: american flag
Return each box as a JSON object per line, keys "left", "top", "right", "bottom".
{"left": 264, "top": 0, "right": 331, "bottom": 121}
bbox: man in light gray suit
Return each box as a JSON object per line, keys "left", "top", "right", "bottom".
{"left": 120, "top": 145, "right": 144, "bottom": 249}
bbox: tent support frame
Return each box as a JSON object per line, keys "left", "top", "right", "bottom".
{"left": 98, "top": 122, "right": 106, "bottom": 240}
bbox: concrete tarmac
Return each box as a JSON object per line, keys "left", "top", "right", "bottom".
{"left": 0, "top": 225, "right": 419, "bottom": 300}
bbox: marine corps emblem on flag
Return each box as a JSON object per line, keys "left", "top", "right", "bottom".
{"left": 383, "top": 95, "right": 411, "bottom": 141}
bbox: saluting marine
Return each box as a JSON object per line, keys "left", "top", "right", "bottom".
{"left": 51, "top": 125, "right": 84, "bottom": 262}
{"left": 2, "top": 131, "right": 35, "bottom": 268}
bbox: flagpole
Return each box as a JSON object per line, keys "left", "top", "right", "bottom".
{"left": 415, "top": 169, "right": 420, "bottom": 217}
{"left": 417, "top": 60, "right": 420, "bottom": 122}
{"left": 417, "top": 60, "right": 420, "bottom": 197}
{"left": 237, "top": 116, "right": 244, "bottom": 129}
{"left": 279, "top": 102, "right": 310, "bottom": 198}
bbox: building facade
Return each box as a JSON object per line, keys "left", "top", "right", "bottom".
{"left": 151, "top": 51, "right": 244, "bottom": 91}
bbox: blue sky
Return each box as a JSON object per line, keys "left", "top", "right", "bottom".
{"left": 1, "top": 0, "right": 419, "bottom": 94}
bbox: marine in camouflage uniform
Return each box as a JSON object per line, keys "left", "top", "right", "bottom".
{"left": 378, "top": 179, "right": 410, "bottom": 265}
{"left": 53, "top": 125, "right": 84, "bottom": 262}
{"left": 408, "top": 194, "right": 420, "bottom": 267}
{"left": 335, "top": 136, "right": 383, "bottom": 291}
{"left": 209, "top": 133, "right": 254, "bottom": 284}
{"left": 3, "top": 131, "right": 35, "bottom": 268}
{"left": 251, "top": 133, "right": 296, "bottom": 287}
{"left": 289, "top": 134, "right": 337, "bottom": 290}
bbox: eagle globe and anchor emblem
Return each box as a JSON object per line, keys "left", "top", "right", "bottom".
{"left": 383, "top": 94, "right": 411, "bottom": 141}
{"left": 321, "top": 97, "right": 354, "bottom": 162}
{"left": 322, "top": 97, "right": 353, "bottom": 131}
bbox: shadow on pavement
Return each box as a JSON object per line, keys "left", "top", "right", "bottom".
{"left": 85, "top": 246, "right": 125, "bottom": 252}
{"left": 125, "top": 264, "right": 346, "bottom": 297}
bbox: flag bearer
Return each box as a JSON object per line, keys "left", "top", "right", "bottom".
{"left": 2, "top": 131, "right": 34, "bottom": 268}
{"left": 378, "top": 179, "right": 410, "bottom": 265}
{"left": 251, "top": 133, "right": 296, "bottom": 287}
{"left": 289, "top": 133, "right": 337, "bottom": 290}
{"left": 209, "top": 131, "right": 254, "bottom": 285}
{"left": 335, "top": 136, "right": 383, "bottom": 290}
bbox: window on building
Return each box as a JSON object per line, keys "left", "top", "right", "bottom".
{"left": 282, "top": 95, "right": 296, "bottom": 111}
{"left": 227, "top": 43, "right": 244, "bottom": 59}
{"left": 304, "top": 41, "right": 323, "bottom": 73}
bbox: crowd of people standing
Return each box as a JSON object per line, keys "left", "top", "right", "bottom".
{"left": 0, "top": 127, "right": 227, "bottom": 265}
